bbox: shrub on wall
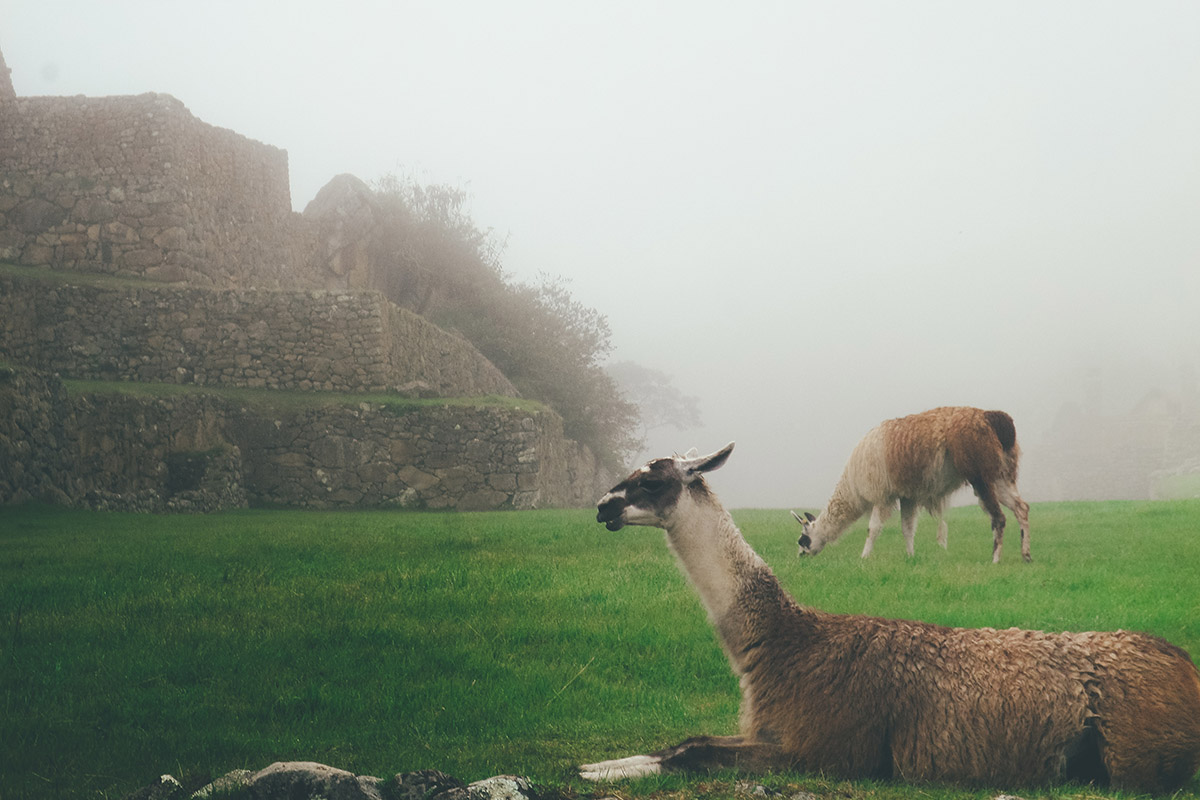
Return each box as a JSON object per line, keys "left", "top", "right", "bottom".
{"left": 369, "top": 175, "right": 640, "bottom": 471}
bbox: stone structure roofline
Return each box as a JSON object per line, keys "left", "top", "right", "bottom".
{"left": 0, "top": 44, "right": 14, "bottom": 100}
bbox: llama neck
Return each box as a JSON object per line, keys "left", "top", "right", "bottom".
{"left": 815, "top": 473, "right": 871, "bottom": 543}
{"left": 663, "top": 494, "right": 788, "bottom": 666}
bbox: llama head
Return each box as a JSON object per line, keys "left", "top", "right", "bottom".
{"left": 596, "top": 443, "right": 734, "bottom": 531}
{"left": 791, "top": 510, "right": 825, "bottom": 555}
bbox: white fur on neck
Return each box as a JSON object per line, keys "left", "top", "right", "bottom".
{"left": 662, "top": 490, "right": 761, "bottom": 649}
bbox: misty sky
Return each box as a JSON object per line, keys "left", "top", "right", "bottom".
{"left": 5, "top": 1, "right": 1199, "bottom": 508}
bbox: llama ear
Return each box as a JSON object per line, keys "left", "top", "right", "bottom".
{"left": 790, "top": 510, "right": 817, "bottom": 528}
{"left": 680, "top": 442, "right": 734, "bottom": 480}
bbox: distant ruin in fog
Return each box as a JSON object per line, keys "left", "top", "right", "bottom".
{"left": 1023, "top": 366, "right": 1200, "bottom": 501}
{"left": 0, "top": 47, "right": 613, "bottom": 512}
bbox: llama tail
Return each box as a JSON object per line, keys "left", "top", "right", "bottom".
{"left": 984, "top": 410, "right": 1021, "bottom": 480}
{"left": 983, "top": 410, "right": 1017, "bottom": 452}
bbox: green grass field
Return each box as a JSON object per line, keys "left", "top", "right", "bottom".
{"left": 2, "top": 500, "right": 1199, "bottom": 800}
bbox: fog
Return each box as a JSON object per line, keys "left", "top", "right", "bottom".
{"left": 6, "top": 1, "right": 1199, "bottom": 507}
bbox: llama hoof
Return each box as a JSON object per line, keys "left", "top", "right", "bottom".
{"left": 579, "top": 754, "right": 662, "bottom": 781}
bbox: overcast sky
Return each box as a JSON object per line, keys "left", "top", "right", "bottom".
{"left": 5, "top": 1, "right": 1199, "bottom": 507}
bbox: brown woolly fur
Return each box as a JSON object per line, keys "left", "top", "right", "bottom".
{"left": 586, "top": 444, "right": 1200, "bottom": 793}
{"left": 795, "top": 406, "right": 1032, "bottom": 562}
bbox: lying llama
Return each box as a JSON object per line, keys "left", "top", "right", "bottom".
{"left": 794, "top": 406, "right": 1031, "bottom": 562}
{"left": 585, "top": 443, "right": 1200, "bottom": 792}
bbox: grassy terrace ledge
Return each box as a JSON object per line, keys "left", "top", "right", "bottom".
{"left": 59, "top": 374, "right": 543, "bottom": 415}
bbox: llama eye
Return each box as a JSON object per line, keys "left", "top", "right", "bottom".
{"left": 641, "top": 479, "right": 667, "bottom": 495}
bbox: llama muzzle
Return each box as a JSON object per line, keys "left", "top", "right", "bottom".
{"left": 596, "top": 500, "right": 626, "bottom": 531}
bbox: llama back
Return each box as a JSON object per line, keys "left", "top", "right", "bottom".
{"left": 1078, "top": 631, "right": 1200, "bottom": 791}
{"left": 749, "top": 613, "right": 1090, "bottom": 783}
{"left": 878, "top": 407, "right": 964, "bottom": 502}
{"left": 747, "top": 611, "right": 1200, "bottom": 790}
{"left": 916, "top": 406, "right": 1015, "bottom": 489}
{"left": 837, "top": 425, "right": 895, "bottom": 509}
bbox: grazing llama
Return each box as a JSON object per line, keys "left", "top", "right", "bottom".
{"left": 584, "top": 443, "right": 1200, "bottom": 792}
{"left": 794, "top": 406, "right": 1031, "bottom": 562}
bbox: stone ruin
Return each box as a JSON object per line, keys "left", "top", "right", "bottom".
{"left": 0, "top": 45, "right": 615, "bottom": 511}
{"left": 0, "top": 46, "right": 14, "bottom": 101}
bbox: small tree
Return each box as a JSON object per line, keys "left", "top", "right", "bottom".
{"left": 368, "top": 174, "right": 641, "bottom": 471}
{"left": 371, "top": 175, "right": 507, "bottom": 316}
{"left": 457, "top": 274, "right": 641, "bottom": 470}
{"left": 607, "top": 361, "right": 702, "bottom": 450}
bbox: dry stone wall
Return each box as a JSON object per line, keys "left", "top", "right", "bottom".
{"left": 0, "top": 366, "right": 246, "bottom": 512}
{"left": 70, "top": 390, "right": 248, "bottom": 512}
{"left": 0, "top": 366, "right": 80, "bottom": 505}
{"left": 0, "top": 272, "right": 516, "bottom": 397}
{"left": 232, "top": 400, "right": 605, "bottom": 510}
{"left": 0, "top": 274, "right": 617, "bottom": 512}
{"left": 0, "top": 93, "right": 299, "bottom": 286}
{"left": 0, "top": 366, "right": 610, "bottom": 511}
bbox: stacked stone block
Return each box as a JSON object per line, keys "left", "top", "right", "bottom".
{"left": 0, "top": 367, "right": 608, "bottom": 511}
{"left": 0, "top": 273, "right": 516, "bottom": 397}
{"left": 0, "top": 93, "right": 296, "bottom": 286}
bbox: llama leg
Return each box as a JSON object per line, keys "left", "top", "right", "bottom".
{"left": 862, "top": 505, "right": 889, "bottom": 558}
{"left": 579, "top": 754, "right": 663, "bottom": 780}
{"left": 655, "top": 736, "right": 785, "bottom": 773}
{"left": 580, "top": 737, "right": 785, "bottom": 780}
{"left": 997, "top": 482, "right": 1032, "bottom": 562}
{"left": 899, "top": 498, "right": 919, "bottom": 556}
{"left": 972, "top": 480, "right": 1007, "bottom": 563}
{"left": 932, "top": 501, "right": 948, "bottom": 549}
